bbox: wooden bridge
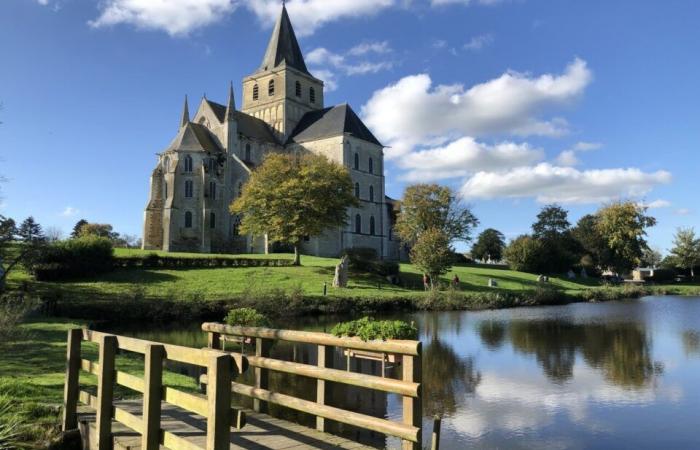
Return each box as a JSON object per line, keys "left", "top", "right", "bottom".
{"left": 61, "top": 323, "right": 431, "bottom": 450}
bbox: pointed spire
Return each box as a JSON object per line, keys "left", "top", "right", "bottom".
{"left": 180, "top": 95, "right": 190, "bottom": 128}
{"left": 226, "top": 81, "right": 236, "bottom": 120}
{"left": 258, "top": 3, "right": 310, "bottom": 76}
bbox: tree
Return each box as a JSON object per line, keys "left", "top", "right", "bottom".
{"left": 71, "top": 219, "right": 88, "bottom": 238}
{"left": 532, "top": 204, "right": 570, "bottom": 239}
{"left": 640, "top": 247, "right": 663, "bottom": 268}
{"left": 595, "top": 201, "right": 657, "bottom": 274}
{"left": 45, "top": 226, "right": 64, "bottom": 243}
{"left": 395, "top": 184, "right": 478, "bottom": 245}
{"left": 409, "top": 228, "right": 453, "bottom": 288}
{"left": 231, "top": 153, "right": 359, "bottom": 266}
{"left": 531, "top": 204, "right": 579, "bottom": 273}
{"left": 471, "top": 228, "right": 506, "bottom": 262}
{"left": 78, "top": 223, "right": 119, "bottom": 241}
{"left": 572, "top": 214, "right": 611, "bottom": 270}
{"left": 17, "top": 216, "right": 45, "bottom": 243}
{"left": 669, "top": 228, "right": 700, "bottom": 278}
{"left": 504, "top": 235, "right": 545, "bottom": 273}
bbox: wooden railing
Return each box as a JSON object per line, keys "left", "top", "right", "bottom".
{"left": 201, "top": 322, "right": 424, "bottom": 450}
{"left": 61, "top": 329, "right": 248, "bottom": 450}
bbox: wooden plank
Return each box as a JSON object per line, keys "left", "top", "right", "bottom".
{"left": 244, "top": 355, "right": 419, "bottom": 397}
{"left": 316, "top": 344, "right": 333, "bottom": 432}
{"left": 207, "top": 331, "right": 221, "bottom": 350}
{"left": 431, "top": 416, "right": 441, "bottom": 450}
{"left": 114, "top": 405, "right": 143, "bottom": 434}
{"left": 62, "top": 329, "right": 82, "bottom": 431}
{"left": 162, "top": 429, "right": 204, "bottom": 450}
{"left": 116, "top": 370, "right": 145, "bottom": 393}
{"left": 142, "top": 344, "right": 164, "bottom": 450}
{"left": 253, "top": 338, "right": 271, "bottom": 414}
{"left": 96, "top": 335, "right": 117, "bottom": 450}
{"left": 163, "top": 387, "right": 208, "bottom": 417}
{"left": 401, "top": 348, "right": 423, "bottom": 450}
{"left": 202, "top": 323, "right": 421, "bottom": 356}
{"left": 228, "top": 382, "right": 419, "bottom": 443}
{"left": 206, "top": 354, "right": 232, "bottom": 450}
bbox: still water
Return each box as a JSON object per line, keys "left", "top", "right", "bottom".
{"left": 109, "top": 296, "right": 700, "bottom": 449}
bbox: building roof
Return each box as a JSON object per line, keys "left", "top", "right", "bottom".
{"left": 258, "top": 5, "right": 311, "bottom": 76}
{"left": 204, "top": 99, "right": 279, "bottom": 144}
{"left": 166, "top": 122, "right": 223, "bottom": 153}
{"left": 287, "top": 104, "right": 383, "bottom": 147}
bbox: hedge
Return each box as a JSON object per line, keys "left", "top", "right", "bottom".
{"left": 34, "top": 236, "right": 114, "bottom": 281}
{"left": 113, "top": 254, "right": 295, "bottom": 270}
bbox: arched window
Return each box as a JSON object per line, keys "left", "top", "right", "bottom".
{"left": 370, "top": 216, "right": 376, "bottom": 236}
{"left": 354, "top": 182, "right": 360, "bottom": 198}
{"left": 368, "top": 157, "right": 373, "bottom": 174}
{"left": 354, "top": 153, "right": 359, "bottom": 170}
{"left": 209, "top": 181, "right": 216, "bottom": 200}
{"left": 369, "top": 185, "right": 374, "bottom": 202}
{"left": 185, "top": 180, "right": 193, "bottom": 198}
{"left": 268, "top": 80, "right": 275, "bottom": 97}
{"left": 184, "top": 211, "right": 193, "bottom": 228}
{"left": 164, "top": 182, "right": 168, "bottom": 199}
{"left": 253, "top": 84, "right": 259, "bottom": 101}
{"left": 184, "top": 155, "right": 193, "bottom": 173}
{"left": 245, "top": 143, "right": 251, "bottom": 161}
{"left": 355, "top": 214, "right": 362, "bottom": 234}
{"left": 295, "top": 81, "right": 302, "bottom": 97}
{"left": 310, "top": 87, "right": 316, "bottom": 103}
{"left": 210, "top": 212, "right": 216, "bottom": 229}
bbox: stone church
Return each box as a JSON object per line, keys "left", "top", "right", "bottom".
{"left": 142, "top": 5, "right": 401, "bottom": 260}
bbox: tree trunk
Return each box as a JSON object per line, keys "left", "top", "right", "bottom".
{"left": 692, "top": 267, "right": 695, "bottom": 279}
{"left": 293, "top": 245, "right": 301, "bottom": 266}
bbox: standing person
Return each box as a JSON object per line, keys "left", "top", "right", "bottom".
{"left": 452, "top": 274, "right": 460, "bottom": 288}
{"left": 423, "top": 274, "right": 430, "bottom": 290}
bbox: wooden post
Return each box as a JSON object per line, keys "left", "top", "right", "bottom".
{"left": 96, "top": 335, "right": 117, "bottom": 450}
{"left": 207, "top": 354, "right": 233, "bottom": 450}
{"left": 316, "top": 344, "right": 334, "bottom": 432}
{"left": 142, "top": 344, "right": 164, "bottom": 450}
{"left": 208, "top": 331, "right": 221, "bottom": 350}
{"left": 254, "top": 338, "right": 271, "bottom": 413}
{"left": 62, "top": 329, "right": 82, "bottom": 431}
{"left": 401, "top": 344, "right": 422, "bottom": 450}
{"left": 431, "top": 416, "right": 441, "bottom": 450}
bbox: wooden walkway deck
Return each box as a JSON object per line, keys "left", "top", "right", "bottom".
{"left": 78, "top": 400, "right": 375, "bottom": 450}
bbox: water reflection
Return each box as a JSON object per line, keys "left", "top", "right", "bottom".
{"left": 682, "top": 330, "right": 700, "bottom": 357}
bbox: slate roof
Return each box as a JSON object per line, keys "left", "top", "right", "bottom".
{"left": 205, "top": 99, "right": 279, "bottom": 144}
{"left": 287, "top": 104, "right": 383, "bottom": 147}
{"left": 258, "top": 5, "right": 311, "bottom": 76}
{"left": 166, "top": 122, "right": 222, "bottom": 153}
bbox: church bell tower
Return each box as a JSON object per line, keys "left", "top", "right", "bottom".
{"left": 241, "top": 4, "right": 324, "bottom": 141}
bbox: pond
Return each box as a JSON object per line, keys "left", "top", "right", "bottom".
{"left": 107, "top": 296, "right": 700, "bottom": 449}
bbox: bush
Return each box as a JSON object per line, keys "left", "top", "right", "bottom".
{"left": 33, "top": 236, "right": 114, "bottom": 281}
{"left": 224, "top": 308, "right": 271, "bottom": 327}
{"left": 0, "top": 294, "right": 37, "bottom": 341}
{"left": 647, "top": 268, "right": 676, "bottom": 283}
{"left": 504, "top": 235, "right": 546, "bottom": 273}
{"left": 330, "top": 316, "right": 418, "bottom": 341}
{"left": 342, "top": 247, "right": 400, "bottom": 277}
{"left": 114, "top": 254, "right": 295, "bottom": 270}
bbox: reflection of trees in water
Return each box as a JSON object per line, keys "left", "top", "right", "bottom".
{"left": 477, "top": 321, "right": 507, "bottom": 350}
{"left": 423, "top": 338, "right": 481, "bottom": 417}
{"left": 487, "top": 320, "right": 661, "bottom": 388}
{"left": 683, "top": 330, "right": 700, "bottom": 356}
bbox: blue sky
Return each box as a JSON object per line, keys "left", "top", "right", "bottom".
{"left": 0, "top": 0, "right": 698, "bottom": 253}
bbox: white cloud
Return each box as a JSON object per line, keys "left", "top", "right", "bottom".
{"left": 461, "top": 164, "right": 672, "bottom": 204}
{"left": 676, "top": 208, "right": 691, "bottom": 216}
{"left": 642, "top": 199, "right": 671, "bottom": 209}
{"left": 61, "top": 206, "right": 80, "bottom": 217}
{"left": 89, "top": 0, "right": 237, "bottom": 36}
{"left": 348, "top": 41, "right": 392, "bottom": 56}
{"left": 464, "top": 33, "right": 494, "bottom": 51}
{"left": 398, "top": 137, "right": 544, "bottom": 182}
{"left": 572, "top": 141, "right": 602, "bottom": 152}
{"left": 310, "top": 69, "right": 338, "bottom": 92}
{"left": 555, "top": 149, "right": 580, "bottom": 166}
{"left": 362, "top": 58, "right": 592, "bottom": 159}
{"left": 432, "top": 0, "right": 505, "bottom": 6}
{"left": 307, "top": 42, "right": 393, "bottom": 90}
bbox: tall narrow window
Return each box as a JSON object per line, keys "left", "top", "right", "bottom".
{"left": 164, "top": 182, "right": 168, "bottom": 200}
{"left": 209, "top": 181, "right": 216, "bottom": 200}
{"left": 185, "top": 180, "right": 193, "bottom": 198}
{"left": 268, "top": 79, "right": 275, "bottom": 97}
{"left": 163, "top": 157, "right": 170, "bottom": 172}
{"left": 355, "top": 214, "right": 362, "bottom": 234}
{"left": 355, "top": 182, "right": 360, "bottom": 198}
{"left": 184, "top": 211, "right": 193, "bottom": 228}
{"left": 231, "top": 217, "right": 240, "bottom": 236}
{"left": 210, "top": 212, "right": 216, "bottom": 229}
{"left": 369, "top": 185, "right": 374, "bottom": 202}
{"left": 184, "top": 155, "right": 193, "bottom": 173}
{"left": 368, "top": 157, "right": 374, "bottom": 174}
{"left": 245, "top": 143, "right": 251, "bottom": 161}
{"left": 310, "top": 87, "right": 316, "bottom": 104}
{"left": 370, "top": 216, "right": 376, "bottom": 236}
{"left": 295, "top": 81, "right": 302, "bottom": 97}
{"left": 354, "top": 153, "right": 359, "bottom": 170}
{"left": 253, "top": 84, "right": 259, "bottom": 101}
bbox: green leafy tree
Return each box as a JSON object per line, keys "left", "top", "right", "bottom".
{"left": 17, "top": 216, "right": 45, "bottom": 243}
{"left": 595, "top": 201, "right": 657, "bottom": 274}
{"left": 640, "top": 247, "right": 663, "bottom": 268}
{"left": 395, "top": 184, "right": 478, "bottom": 246}
{"left": 409, "top": 228, "right": 454, "bottom": 288}
{"left": 504, "top": 235, "right": 546, "bottom": 273}
{"left": 78, "top": 223, "right": 119, "bottom": 241}
{"left": 669, "top": 228, "right": 700, "bottom": 278}
{"left": 71, "top": 219, "right": 88, "bottom": 238}
{"left": 471, "top": 228, "right": 506, "bottom": 262}
{"left": 530, "top": 205, "right": 579, "bottom": 273}
{"left": 231, "top": 153, "right": 358, "bottom": 266}
{"left": 572, "top": 214, "right": 611, "bottom": 270}
{"left": 532, "top": 204, "right": 570, "bottom": 239}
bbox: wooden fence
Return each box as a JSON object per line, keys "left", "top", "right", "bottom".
{"left": 201, "top": 322, "right": 423, "bottom": 450}
{"left": 61, "top": 329, "right": 248, "bottom": 450}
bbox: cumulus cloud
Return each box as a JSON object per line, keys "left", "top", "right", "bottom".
{"left": 89, "top": 0, "right": 237, "bottom": 36}
{"left": 461, "top": 164, "right": 672, "bottom": 204}
{"left": 398, "top": 137, "right": 544, "bottom": 182}
{"left": 555, "top": 141, "right": 602, "bottom": 166}
{"left": 307, "top": 42, "right": 393, "bottom": 90}
{"left": 60, "top": 206, "right": 80, "bottom": 217}
{"left": 641, "top": 199, "right": 672, "bottom": 209}
{"left": 464, "top": 33, "right": 494, "bottom": 51}
{"left": 362, "top": 58, "right": 592, "bottom": 158}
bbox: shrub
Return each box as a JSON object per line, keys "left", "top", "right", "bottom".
{"left": 114, "top": 255, "right": 295, "bottom": 270}
{"left": 647, "top": 268, "right": 676, "bottom": 283}
{"left": 504, "top": 235, "right": 546, "bottom": 273}
{"left": 330, "top": 316, "right": 418, "bottom": 341}
{"left": 0, "top": 294, "right": 37, "bottom": 341}
{"left": 33, "top": 236, "right": 114, "bottom": 280}
{"left": 225, "top": 308, "right": 271, "bottom": 327}
{"left": 342, "top": 247, "right": 400, "bottom": 277}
